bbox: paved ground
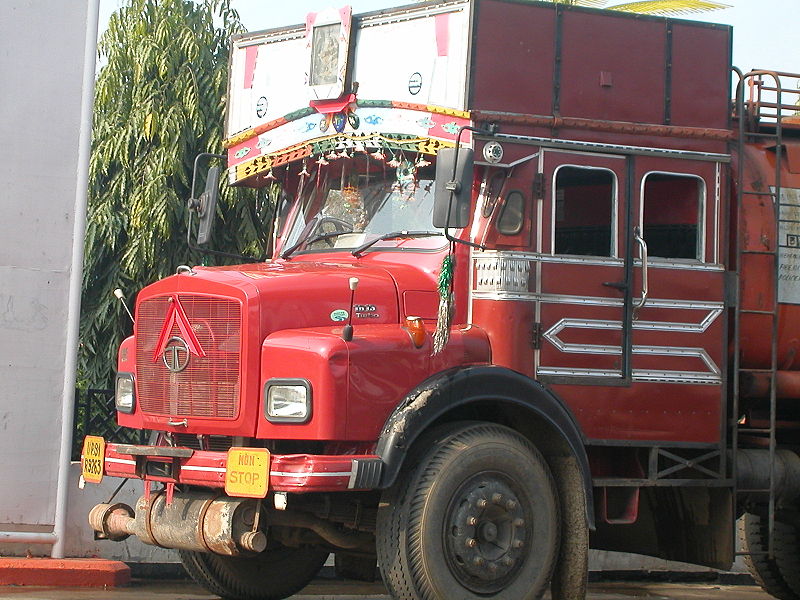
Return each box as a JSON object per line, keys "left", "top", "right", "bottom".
{"left": 0, "top": 579, "right": 775, "bottom": 599}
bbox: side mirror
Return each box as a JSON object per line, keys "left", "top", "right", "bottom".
{"left": 196, "top": 165, "right": 220, "bottom": 245}
{"left": 433, "top": 147, "right": 474, "bottom": 230}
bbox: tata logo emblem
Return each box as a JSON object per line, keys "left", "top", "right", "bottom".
{"left": 162, "top": 336, "right": 191, "bottom": 372}
{"left": 151, "top": 295, "right": 206, "bottom": 365}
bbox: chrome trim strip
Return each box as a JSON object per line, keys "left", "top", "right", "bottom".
{"left": 182, "top": 465, "right": 227, "bottom": 473}
{"left": 494, "top": 133, "right": 731, "bottom": 163}
{"left": 632, "top": 371, "right": 720, "bottom": 384}
{"left": 537, "top": 367, "right": 621, "bottom": 377}
{"left": 634, "top": 345, "right": 720, "bottom": 377}
{"left": 270, "top": 471, "right": 352, "bottom": 478}
{"left": 105, "top": 457, "right": 136, "bottom": 466}
{"left": 714, "top": 163, "right": 722, "bottom": 263}
{"left": 537, "top": 367, "right": 720, "bottom": 384}
{"left": 472, "top": 249, "right": 724, "bottom": 271}
{"left": 348, "top": 462, "right": 359, "bottom": 489}
{"left": 538, "top": 147, "right": 626, "bottom": 160}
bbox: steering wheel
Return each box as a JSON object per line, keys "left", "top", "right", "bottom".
{"left": 311, "top": 216, "right": 354, "bottom": 246}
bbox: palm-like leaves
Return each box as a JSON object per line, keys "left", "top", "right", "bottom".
{"left": 80, "top": 0, "right": 271, "bottom": 388}
{"left": 522, "top": 0, "right": 730, "bottom": 15}
{"left": 596, "top": 0, "right": 729, "bottom": 15}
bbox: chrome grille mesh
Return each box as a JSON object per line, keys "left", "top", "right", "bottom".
{"left": 135, "top": 295, "right": 241, "bottom": 419}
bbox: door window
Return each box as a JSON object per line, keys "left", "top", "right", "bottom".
{"left": 553, "top": 166, "right": 618, "bottom": 257}
{"left": 641, "top": 173, "right": 705, "bottom": 261}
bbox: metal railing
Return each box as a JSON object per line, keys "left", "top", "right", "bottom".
{"left": 71, "top": 388, "right": 147, "bottom": 461}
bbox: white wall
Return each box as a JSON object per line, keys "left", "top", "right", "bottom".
{"left": 0, "top": 0, "right": 97, "bottom": 555}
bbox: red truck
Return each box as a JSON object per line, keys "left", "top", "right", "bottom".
{"left": 83, "top": 2, "right": 800, "bottom": 599}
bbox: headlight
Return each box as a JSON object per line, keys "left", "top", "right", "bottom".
{"left": 115, "top": 373, "right": 135, "bottom": 414}
{"left": 265, "top": 379, "right": 311, "bottom": 423}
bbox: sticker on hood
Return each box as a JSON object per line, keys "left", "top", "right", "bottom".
{"left": 330, "top": 309, "right": 349, "bottom": 322}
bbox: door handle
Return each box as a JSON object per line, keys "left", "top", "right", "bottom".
{"left": 633, "top": 226, "right": 648, "bottom": 316}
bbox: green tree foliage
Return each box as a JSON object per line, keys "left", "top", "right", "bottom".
{"left": 81, "top": 0, "right": 271, "bottom": 388}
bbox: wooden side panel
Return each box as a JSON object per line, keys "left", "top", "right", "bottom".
{"left": 470, "top": 0, "right": 555, "bottom": 115}
{"left": 559, "top": 11, "right": 666, "bottom": 124}
{"left": 470, "top": 1, "right": 732, "bottom": 143}
{"left": 669, "top": 23, "right": 731, "bottom": 129}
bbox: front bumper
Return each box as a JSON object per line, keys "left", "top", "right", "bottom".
{"left": 98, "top": 442, "right": 384, "bottom": 493}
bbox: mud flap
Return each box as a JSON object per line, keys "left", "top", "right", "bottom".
{"left": 550, "top": 455, "right": 589, "bottom": 600}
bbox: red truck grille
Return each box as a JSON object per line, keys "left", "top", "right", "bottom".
{"left": 135, "top": 295, "right": 241, "bottom": 419}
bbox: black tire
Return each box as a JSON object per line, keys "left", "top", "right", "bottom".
{"left": 179, "top": 545, "right": 328, "bottom": 600}
{"left": 377, "top": 422, "right": 560, "bottom": 600}
{"left": 741, "top": 511, "right": 800, "bottom": 600}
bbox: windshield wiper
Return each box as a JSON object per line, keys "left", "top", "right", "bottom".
{"left": 281, "top": 231, "right": 349, "bottom": 259}
{"left": 351, "top": 231, "right": 443, "bottom": 257}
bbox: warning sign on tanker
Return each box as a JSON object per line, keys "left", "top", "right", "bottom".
{"left": 778, "top": 188, "right": 800, "bottom": 305}
{"left": 225, "top": 447, "right": 270, "bottom": 498}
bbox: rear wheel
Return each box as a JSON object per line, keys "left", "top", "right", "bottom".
{"left": 179, "top": 545, "right": 328, "bottom": 600}
{"left": 377, "top": 422, "right": 560, "bottom": 600}
{"left": 741, "top": 510, "right": 800, "bottom": 600}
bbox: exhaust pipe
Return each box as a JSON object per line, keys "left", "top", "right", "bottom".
{"left": 89, "top": 491, "right": 266, "bottom": 555}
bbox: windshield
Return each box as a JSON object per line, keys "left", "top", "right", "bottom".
{"left": 282, "top": 158, "right": 443, "bottom": 254}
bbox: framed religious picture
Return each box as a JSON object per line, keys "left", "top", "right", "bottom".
{"left": 306, "top": 6, "right": 352, "bottom": 100}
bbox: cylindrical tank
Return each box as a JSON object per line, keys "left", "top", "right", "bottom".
{"left": 737, "top": 138, "right": 800, "bottom": 376}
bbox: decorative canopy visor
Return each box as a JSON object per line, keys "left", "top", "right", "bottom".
{"left": 225, "top": 2, "right": 471, "bottom": 185}
{"left": 225, "top": 103, "right": 471, "bottom": 185}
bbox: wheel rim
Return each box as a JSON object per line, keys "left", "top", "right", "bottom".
{"left": 443, "top": 471, "right": 530, "bottom": 594}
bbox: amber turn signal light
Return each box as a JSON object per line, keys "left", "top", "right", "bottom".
{"left": 405, "top": 316, "right": 426, "bottom": 348}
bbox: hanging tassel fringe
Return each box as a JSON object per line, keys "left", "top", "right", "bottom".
{"left": 432, "top": 253, "right": 455, "bottom": 355}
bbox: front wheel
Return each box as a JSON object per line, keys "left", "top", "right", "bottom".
{"left": 179, "top": 545, "right": 328, "bottom": 600}
{"left": 377, "top": 422, "right": 560, "bottom": 600}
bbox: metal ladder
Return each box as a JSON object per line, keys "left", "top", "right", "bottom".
{"left": 731, "top": 69, "right": 799, "bottom": 556}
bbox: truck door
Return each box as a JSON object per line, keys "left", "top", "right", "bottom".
{"left": 536, "top": 149, "right": 632, "bottom": 382}
{"left": 629, "top": 157, "right": 726, "bottom": 388}
{"left": 535, "top": 149, "right": 727, "bottom": 441}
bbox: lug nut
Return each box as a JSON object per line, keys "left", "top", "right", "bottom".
{"left": 466, "top": 537, "right": 477, "bottom": 548}
{"left": 473, "top": 556, "right": 485, "bottom": 566}
{"left": 513, "top": 539, "right": 524, "bottom": 549}
{"left": 503, "top": 556, "right": 515, "bottom": 567}
{"left": 506, "top": 499, "right": 517, "bottom": 511}
{"left": 467, "top": 516, "right": 478, "bottom": 526}
{"left": 492, "top": 493, "right": 504, "bottom": 505}
{"left": 488, "top": 562, "right": 498, "bottom": 573}
{"left": 513, "top": 518, "right": 525, "bottom": 527}
{"left": 477, "top": 498, "right": 488, "bottom": 509}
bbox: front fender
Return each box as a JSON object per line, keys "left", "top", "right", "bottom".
{"left": 375, "top": 365, "right": 595, "bottom": 527}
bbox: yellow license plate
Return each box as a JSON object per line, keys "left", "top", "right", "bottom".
{"left": 225, "top": 447, "right": 270, "bottom": 498}
{"left": 81, "top": 435, "right": 105, "bottom": 484}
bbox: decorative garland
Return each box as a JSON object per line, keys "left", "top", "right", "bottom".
{"left": 432, "top": 248, "right": 455, "bottom": 355}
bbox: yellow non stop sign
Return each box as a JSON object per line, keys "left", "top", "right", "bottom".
{"left": 225, "top": 447, "right": 270, "bottom": 498}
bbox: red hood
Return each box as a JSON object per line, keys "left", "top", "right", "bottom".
{"left": 135, "top": 257, "right": 443, "bottom": 339}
